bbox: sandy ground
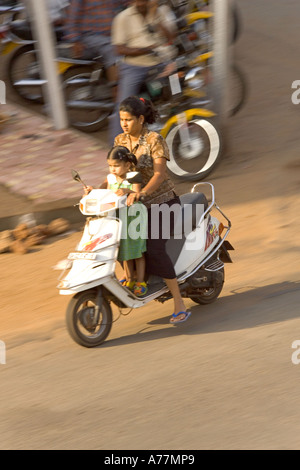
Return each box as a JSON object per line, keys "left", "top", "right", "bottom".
{"left": 1, "top": 0, "right": 300, "bottom": 451}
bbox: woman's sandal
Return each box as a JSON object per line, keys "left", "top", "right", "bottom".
{"left": 169, "top": 311, "right": 191, "bottom": 324}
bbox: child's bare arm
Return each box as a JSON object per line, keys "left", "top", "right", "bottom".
{"left": 115, "top": 183, "right": 138, "bottom": 197}
{"left": 83, "top": 178, "right": 107, "bottom": 195}
{"left": 99, "top": 179, "right": 108, "bottom": 189}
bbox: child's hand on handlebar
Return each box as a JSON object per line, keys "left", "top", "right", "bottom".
{"left": 84, "top": 185, "right": 93, "bottom": 195}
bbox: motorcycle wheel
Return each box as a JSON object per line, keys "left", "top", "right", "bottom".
{"left": 66, "top": 290, "right": 113, "bottom": 348}
{"left": 189, "top": 268, "right": 224, "bottom": 305}
{"left": 230, "top": 1, "right": 242, "bottom": 44}
{"left": 63, "top": 65, "right": 113, "bottom": 132}
{"left": 165, "top": 115, "right": 222, "bottom": 181}
{"left": 228, "top": 63, "right": 248, "bottom": 117}
{"left": 8, "top": 44, "right": 44, "bottom": 103}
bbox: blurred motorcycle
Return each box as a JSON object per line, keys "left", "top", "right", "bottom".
{"left": 0, "top": 8, "right": 65, "bottom": 103}
{"left": 58, "top": 7, "right": 246, "bottom": 180}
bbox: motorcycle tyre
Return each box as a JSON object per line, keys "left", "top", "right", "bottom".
{"left": 66, "top": 290, "right": 112, "bottom": 348}
{"left": 63, "top": 65, "right": 112, "bottom": 133}
{"left": 230, "top": 2, "right": 242, "bottom": 44}
{"left": 165, "top": 116, "right": 223, "bottom": 182}
{"left": 189, "top": 268, "right": 224, "bottom": 305}
{"left": 7, "top": 44, "right": 44, "bottom": 103}
{"left": 228, "top": 63, "right": 248, "bottom": 117}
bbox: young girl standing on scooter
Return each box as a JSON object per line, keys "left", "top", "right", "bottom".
{"left": 86, "top": 145, "right": 148, "bottom": 296}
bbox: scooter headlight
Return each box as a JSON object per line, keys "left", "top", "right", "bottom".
{"left": 81, "top": 198, "right": 117, "bottom": 215}
{"left": 85, "top": 198, "right": 99, "bottom": 214}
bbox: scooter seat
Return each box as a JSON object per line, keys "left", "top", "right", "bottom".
{"left": 165, "top": 192, "right": 209, "bottom": 266}
{"left": 172, "top": 192, "right": 208, "bottom": 237}
{"left": 145, "top": 193, "right": 209, "bottom": 287}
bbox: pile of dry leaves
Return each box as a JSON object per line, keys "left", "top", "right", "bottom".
{"left": 0, "top": 218, "right": 70, "bottom": 254}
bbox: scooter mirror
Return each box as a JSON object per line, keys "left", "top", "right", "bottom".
{"left": 126, "top": 171, "right": 144, "bottom": 184}
{"left": 71, "top": 169, "right": 87, "bottom": 187}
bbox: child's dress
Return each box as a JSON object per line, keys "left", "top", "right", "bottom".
{"left": 107, "top": 174, "right": 147, "bottom": 262}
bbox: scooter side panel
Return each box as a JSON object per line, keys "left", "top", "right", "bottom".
{"left": 174, "top": 216, "right": 220, "bottom": 275}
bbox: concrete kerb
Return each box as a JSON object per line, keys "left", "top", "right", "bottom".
{"left": 0, "top": 101, "right": 110, "bottom": 231}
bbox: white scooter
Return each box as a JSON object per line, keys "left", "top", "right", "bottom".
{"left": 58, "top": 170, "right": 234, "bottom": 348}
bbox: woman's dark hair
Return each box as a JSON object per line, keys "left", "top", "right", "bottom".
{"left": 119, "top": 96, "right": 159, "bottom": 125}
{"left": 107, "top": 145, "right": 137, "bottom": 166}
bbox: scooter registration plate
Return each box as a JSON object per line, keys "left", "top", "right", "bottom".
{"left": 68, "top": 252, "right": 97, "bottom": 260}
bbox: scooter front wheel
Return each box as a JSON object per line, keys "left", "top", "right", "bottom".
{"left": 165, "top": 116, "right": 222, "bottom": 181}
{"left": 66, "top": 290, "right": 112, "bottom": 348}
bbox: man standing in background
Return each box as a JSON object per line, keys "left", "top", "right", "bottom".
{"left": 110, "top": 0, "right": 177, "bottom": 141}
{"left": 63, "top": 0, "right": 129, "bottom": 85}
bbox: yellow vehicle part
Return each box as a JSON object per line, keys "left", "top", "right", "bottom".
{"left": 183, "top": 88, "right": 206, "bottom": 99}
{"left": 185, "top": 11, "right": 213, "bottom": 24}
{"left": 160, "top": 108, "right": 216, "bottom": 139}
{"left": 1, "top": 41, "right": 19, "bottom": 56}
{"left": 189, "top": 51, "right": 213, "bottom": 66}
{"left": 57, "top": 60, "right": 75, "bottom": 75}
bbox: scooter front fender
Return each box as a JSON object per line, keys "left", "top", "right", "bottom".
{"left": 59, "top": 274, "right": 113, "bottom": 295}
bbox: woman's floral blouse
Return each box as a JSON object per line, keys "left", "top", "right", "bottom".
{"left": 114, "top": 129, "right": 176, "bottom": 208}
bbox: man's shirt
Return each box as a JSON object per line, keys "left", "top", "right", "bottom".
{"left": 112, "top": 5, "right": 176, "bottom": 67}
{"left": 64, "top": 0, "right": 129, "bottom": 42}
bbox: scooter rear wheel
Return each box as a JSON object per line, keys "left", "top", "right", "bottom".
{"left": 189, "top": 268, "right": 224, "bottom": 305}
{"left": 66, "top": 290, "right": 112, "bottom": 348}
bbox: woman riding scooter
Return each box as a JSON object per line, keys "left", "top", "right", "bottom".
{"left": 114, "top": 95, "right": 191, "bottom": 324}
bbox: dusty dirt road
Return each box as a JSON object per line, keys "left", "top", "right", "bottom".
{"left": 1, "top": 0, "right": 300, "bottom": 450}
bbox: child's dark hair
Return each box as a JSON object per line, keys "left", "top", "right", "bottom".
{"left": 107, "top": 145, "right": 137, "bottom": 166}
{"left": 119, "top": 96, "right": 159, "bottom": 125}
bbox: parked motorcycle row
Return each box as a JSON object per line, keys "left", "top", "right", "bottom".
{"left": 0, "top": 0, "right": 247, "bottom": 181}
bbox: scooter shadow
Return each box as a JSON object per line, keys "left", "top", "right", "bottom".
{"left": 100, "top": 280, "right": 300, "bottom": 348}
